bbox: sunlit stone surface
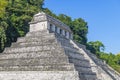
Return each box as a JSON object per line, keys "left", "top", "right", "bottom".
{"left": 0, "top": 12, "right": 120, "bottom": 80}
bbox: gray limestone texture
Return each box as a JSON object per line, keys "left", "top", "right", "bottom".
{"left": 0, "top": 12, "right": 120, "bottom": 80}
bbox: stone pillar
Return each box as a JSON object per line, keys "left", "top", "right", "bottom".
{"left": 49, "top": 23, "right": 54, "bottom": 32}
{"left": 47, "top": 22, "right": 50, "bottom": 30}
{"left": 55, "top": 26, "right": 57, "bottom": 33}
{"left": 62, "top": 30, "right": 65, "bottom": 36}
{"left": 52, "top": 25, "right": 55, "bottom": 32}
{"left": 71, "top": 34, "right": 73, "bottom": 39}
{"left": 57, "top": 27, "right": 60, "bottom": 34}
{"left": 69, "top": 33, "right": 71, "bottom": 39}
{"left": 66, "top": 32, "right": 69, "bottom": 39}
{"left": 65, "top": 31, "right": 67, "bottom": 37}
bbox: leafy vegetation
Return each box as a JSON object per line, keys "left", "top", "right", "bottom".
{"left": 0, "top": 0, "right": 44, "bottom": 52}
{"left": 0, "top": 0, "right": 8, "bottom": 17}
{"left": 87, "top": 41, "right": 120, "bottom": 73}
{"left": 0, "top": 0, "right": 120, "bottom": 73}
{"left": 87, "top": 41, "right": 105, "bottom": 57}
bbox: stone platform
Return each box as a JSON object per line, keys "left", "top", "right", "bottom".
{"left": 0, "top": 71, "right": 79, "bottom": 80}
{"left": 0, "top": 30, "right": 97, "bottom": 80}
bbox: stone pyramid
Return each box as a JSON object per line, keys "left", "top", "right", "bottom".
{"left": 0, "top": 12, "right": 120, "bottom": 80}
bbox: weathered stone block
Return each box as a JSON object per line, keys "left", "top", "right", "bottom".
{"left": 0, "top": 64, "right": 75, "bottom": 71}
{"left": 0, "top": 71, "right": 79, "bottom": 80}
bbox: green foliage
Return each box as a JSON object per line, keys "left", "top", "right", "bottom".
{"left": 72, "top": 18, "right": 88, "bottom": 44}
{"left": 43, "top": 8, "right": 57, "bottom": 18}
{"left": 6, "top": 0, "right": 44, "bottom": 37}
{"left": 99, "top": 52, "right": 120, "bottom": 73}
{"left": 115, "top": 54, "right": 120, "bottom": 65}
{"left": 57, "top": 14, "right": 72, "bottom": 26}
{"left": 87, "top": 40, "right": 120, "bottom": 73}
{"left": 111, "top": 65, "right": 120, "bottom": 72}
{"left": 0, "top": 27, "right": 6, "bottom": 52}
{"left": 0, "top": 0, "right": 8, "bottom": 18}
{"left": 0, "top": 0, "right": 44, "bottom": 52}
{"left": 87, "top": 41, "right": 104, "bottom": 57}
{"left": 86, "top": 40, "right": 120, "bottom": 73}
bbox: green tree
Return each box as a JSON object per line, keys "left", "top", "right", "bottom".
{"left": 57, "top": 14, "right": 72, "bottom": 26}
{"left": 6, "top": 0, "right": 44, "bottom": 39}
{"left": 72, "top": 18, "right": 88, "bottom": 44}
{"left": 0, "top": 0, "right": 8, "bottom": 18}
{"left": 114, "top": 54, "right": 120, "bottom": 65}
{"left": 0, "top": 27, "right": 6, "bottom": 52}
{"left": 0, "top": 0, "right": 44, "bottom": 52}
{"left": 43, "top": 8, "right": 57, "bottom": 18}
{"left": 87, "top": 41, "right": 105, "bottom": 57}
{"left": 57, "top": 14, "right": 88, "bottom": 45}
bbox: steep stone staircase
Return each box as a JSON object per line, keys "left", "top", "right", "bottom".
{"left": 55, "top": 33, "right": 97, "bottom": 80}
{"left": 0, "top": 30, "right": 72, "bottom": 71}
{"left": 70, "top": 38, "right": 120, "bottom": 80}
{"left": 54, "top": 32, "right": 120, "bottom": 80}
{"left": 0, "top": 30, "right": 98, "bottom": 80}
{"left": 0, "top": 30, "right": 79, "bottom": 80}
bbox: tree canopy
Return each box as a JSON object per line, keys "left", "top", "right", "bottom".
{"left": 0, "top": 0, "right": 44, "bottom": 52}
{"left": 87, "top": 41, "right": 105, "bottom": 56}
{"left": 0, "top": 0, "right": 8, "bottom": 18}
{"left": 87, "top": 41, "right": 120, "bottom": 72}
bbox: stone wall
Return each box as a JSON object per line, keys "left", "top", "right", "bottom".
{"left": 0, "top": 71, "right": 79, "bottom": 80}
{"left": 29, "top": 12, "right": 73, "bottom": 39}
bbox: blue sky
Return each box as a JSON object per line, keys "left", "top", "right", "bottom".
{"left": 44, "top": 0, "right": 120, "bottom": 54}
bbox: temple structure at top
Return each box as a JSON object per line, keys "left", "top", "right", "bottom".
{"left": 29, "top": 12, "right": 73, "bottom": 39}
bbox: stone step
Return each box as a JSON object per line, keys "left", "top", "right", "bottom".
{"left": 0, "top": 64, "right": 75, "bottom": 71}
{"left": 64, "top": 47, "right": 83, "bottom": 55}
{"left": 68, "top": 56, "right": 89, "bottom": 62}
{"left": 56, "top": 37, "right": 80, "bottom": 52}
{"left": 0, "top": 57, "right": 69, "bottom": 66}
{"left": 65, "top": 49, "right": 83, "bottom": 55}
{"left": 64, "top": 46, "right": 80, "bottom": 52}
{"left": 0, "top": 71, "right": 79, "bottom": 80}
{"left": 57, "top": 35, "right": 69, "bottom": 40}
{"left": 79, "top": 72, "right": 97, "bottom": 80}
{"left": 17, "top": 34, "right": 55, "bottom": 43}
{"left": 60, "top": 43, "right": 76, "bottom": 50}
{"left": 80, "top": 71, "right": 96, "bottom": 75}
{"left": 65, "top": 50, "right": 85, "bottom": 60}
{"left": 55, "top": 33, "right": 69, "bottom": 40}
{"left": 4, "top": 45, "right": 63, "bottom": 53}
{"left": 57, "top": 38, "right": 71, "bottom": 44}
{"left": 56, "top": 37, "right": 80, "bottom": 50}
{"left": 69, "top": 58, "right": 91, "bottom": 67}
{"left": 0, "top": 51, "right": 67, "bottom": 59}
{"left": 75, "top": 66, "right": 92, "bottom": 73}
{"left": 11, "top": 40, "right": 58, "bottom": 48}
{"left": 25, "top": 30, "right": 50, "bottom": 37}
{"left": 57, "top": 39, "right": 75, "bottom": 48}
